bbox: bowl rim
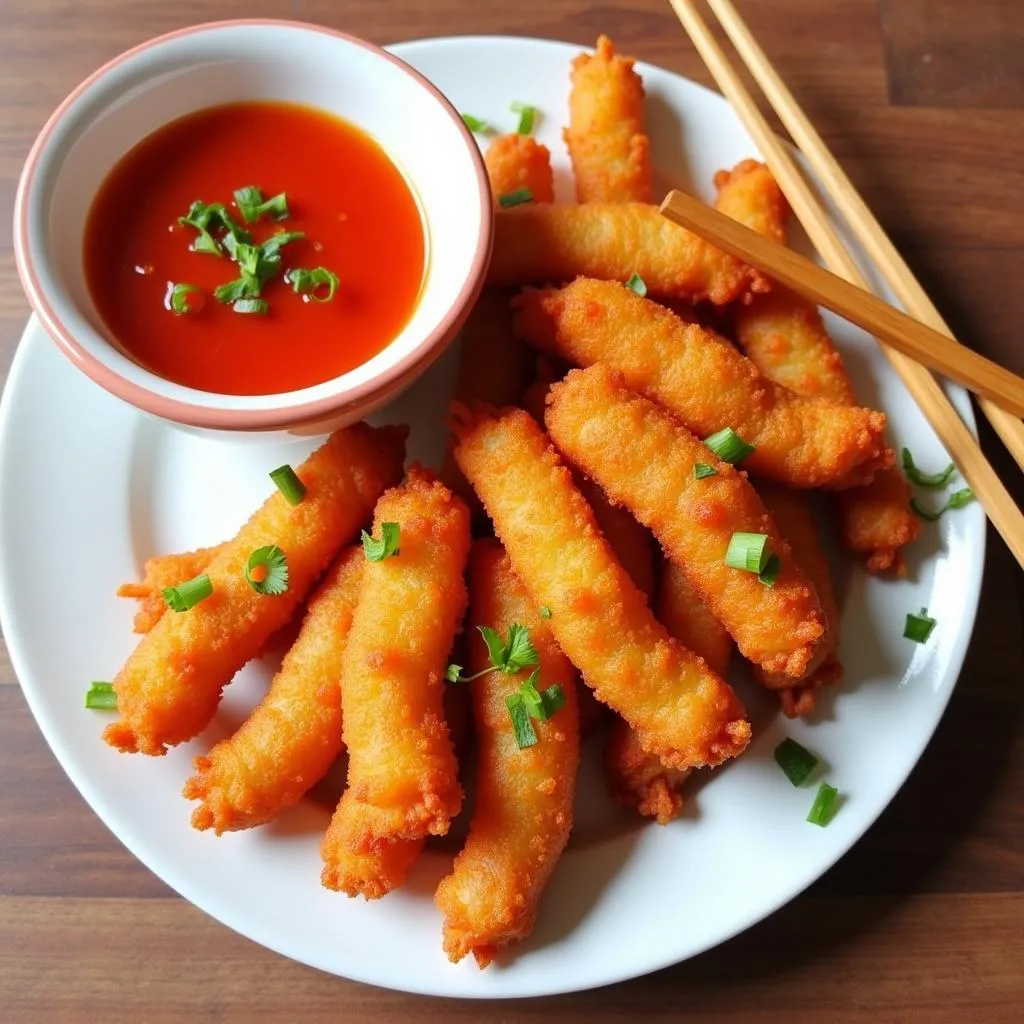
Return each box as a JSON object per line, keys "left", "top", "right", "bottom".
{"left": 13, "top": 18, "right": 493, "bottom": 431}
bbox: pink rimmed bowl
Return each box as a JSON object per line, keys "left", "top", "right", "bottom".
{"left": 14, "top": 20, "right": 492, "bottom": 438}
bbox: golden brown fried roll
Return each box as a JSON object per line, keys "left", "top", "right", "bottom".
{"left": 451, "top": 403, "right": 749, "bottom": 770}
{"left": 715, "top": 159, "right": 919, "bottom": 572}
{"left": 320, "top": 468, "right": 470, "bottom": 897}
{"left": 515, "top": 277, "right": 891, "bottom": 489}
{"left": 489, "top": 204, "right": 768, "bottom": 304}
{"left": 546, "top": 364, "right": 827, "bottom": 678}
{"left": 484, "top": 133, "right": 556, "bottom": 204}
{"left": 440, "top": 288, "right": 534, "bottom": 521}
{"left": 104, "top": 424, "right": 407, "bottom": 756}
{"left": 436, "top": 539, "right": 580, "bottom": 967}
{"left": 564, "top": 35, "right": 651, "bottom": 203}
{"left": 183, "top": 546, "right": 362, "bottom": 834}
{"left": 755, "top": 486, "right": 843, "bottom": 716}
{"left": 117, "top": 543, "right": 228, "bottom": 634}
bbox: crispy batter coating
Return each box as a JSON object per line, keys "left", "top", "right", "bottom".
{"left": 321, "top": 468, "right": 470, "bottom": 896}
{"left": 564, "top": 35, "right": 651, "bottom": 203}
{"left": 117, "top": 544, "right": 227, "bottom": 634}
{"left": 733, "top": 288, "right": 856, "bottom": 405}
{"left": 489, "top": 204, "right": 768, "bottom": 304}
{"left": 713, "top": 159, "right": 788, "bottom": 246}
{"left": 440, "top": 288, "right": 534, "bottom": 522}
{"left": 104, "top": 424, "right": 407, "bottom": 756}
{"left": 451, "top": 404, "right": 749, "bottom": 770}
{"left": 545, "top": 364, "right": 827, "bottom": 678}
{"left": 605, "top": 562, "right": 734, "bottom": 825}
{"left": 515, "top": 278, "right": 892, "bottom": 489}
{"left": 436, "top": 540, "right": 580, "bottom": 968}
{"left": 484, "top": 134, "right": 556, "bottom": 204}
{"left": 835, "top": 468, "right": 921, "bottom": 574}
{"left": 183, "top": 546, "right": 362, "bottom": 834}
{"left": 755, "top": 486, "right": 843, "bottom": 716}
{"left": 715, "top": 159, "right": 919, "bottom": 571}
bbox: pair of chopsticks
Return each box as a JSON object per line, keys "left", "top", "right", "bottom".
{"left": 662, "top": 0, "right": 1024, "bottom": 570}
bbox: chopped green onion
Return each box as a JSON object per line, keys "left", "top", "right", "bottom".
{"left": 245, "top": 545, "right": 289, "bottom": 595}
{"left": 774, "top": 738, "right": 819, "bottom": 786}
{"left": 910, "top": 487, "right": 976, "bottom": 522}
{"left": 725, "top": 532, "right": 771, "bottom": 574}
{"left": 904, "top": 607, "right": 936, "bottom": 644}
{"left": 163, "top": 573, "right": 213, "bottom": 612}
{"left": 539, "top": 683, "right": 566, "bottom": 719}
{"left": 625, "top": 272, "right": 647, "bottom": 297}
{"left": 269, "top": 464, "right": 306, "bottom": 505}
{"left": 510, "top": 100, "right": 537, "bottom": 135}
{"left": 759, "top": 553, "right": 782, "bottom": 587}
{"left": 539, "top": 606, "right": 552, "bottom": 620}
{"left": 84, "top": 681, "right": 117, "bottom": 710}
{"left": 461, "top": 113, "right": 491, "bottom": 133}
{"left": 233, "top": 298, "right": 268, "bottom": 315}
{"left": 287, "top": 267, "right": 340, "bottom": 303}
{"left": 362, "top": 522, "right": 401, "bottom": 562}
{"left": 704, "top": 427, "right": 757, "bottom": 464}
{"left": 694, "top": 463, "right": 717, "bottom": 480}
{"left": 506, "top": 693, "right": 538, "bottom": 749}
{"left": 807, "top": 782, "right": 840, "bottom": 827}
{"left": 901, "top": 448, "right": 956, "bottom": 488}
{"left": 233, "top": 186, "right": 289, "bottom": 224}
{"left": 259, "top": 230, "right": 305, "bottom": 261}
{"left": 498, "top": 187, "right": 533, "bottom": 209}
{"left": 166, "top": 282, "right": 204, "bottom": 315}
{"left": 445, "top": 663, "right": 464, "bottom": 683}
{"left": 519, "top": 673, "right": 546, "bottom": 719}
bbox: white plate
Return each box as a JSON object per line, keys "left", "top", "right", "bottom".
{"left": 0, "top": 35, "right": 984, "bottom": 998}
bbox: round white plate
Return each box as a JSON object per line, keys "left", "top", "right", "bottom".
{"left": 0, "top": 35, "right": 984, "bottom": 998}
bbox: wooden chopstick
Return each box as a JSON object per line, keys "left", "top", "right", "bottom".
{"left": 666, "top": 0, "right": 1024, "bottom": 570}
{"left": 704, "top": 0, "right": 1024, "bottom": 472}
{"left": 660, "top": 191, "right": 1024, "bottom": 417}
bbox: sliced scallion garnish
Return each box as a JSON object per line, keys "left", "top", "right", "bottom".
{"left": 233, "top": 298, "right": 268, "bottom": 315}
{"left": 759, "top": 553, "right": 782, "bottom": 587}
{"left": 807, "top": 782, "right": 840, "bottom": 827}
{"left": 704, "top": 427, "right": 756, "bottom": 465}
{"left": 498, "top": 187, "right": 533, "bottom": 209}
{"left": 163, "top": 573, "right": 213, "bottom": 612}
{"left": 269, "top": 465, "right": 306, "bottom": 505}
{"left": 904, "top": 607, "right": 936, "bottom": 644}
{"left": 774, "top": 738, "right": 819, "bottom": 786}
{"left": 287, "top": 267, "right": 340, "bottom": 303}
{"left": 510, "top": 100, "right": 537, "bottom": 135}
{"left": 901, "top": 448, "right": 956, "bottom": 488}
{"left": 694, "top": 463, "right": 717, "bottom": 480}
{"left": 910, "top": 487, "right": 976, "bottom": 522}
{"left": 506, "top": 693, "right": 538, "bottom": 749}
{"left": 166, "top": 282, "right": 204, "bottom": 315}
{"left": 725, "top": 532, "right": 771, "bottom": 574}
{"left": 461, "top": 113, "right": 491, "bottom": 133}
{"left": 362, "top": 522, "right": 401, "bottom": 562}
{"left": 625, "top": 272, "right": 647, "bottom": 297}
{"left": 84, "top": 681, "right": 117, "bottom": 710}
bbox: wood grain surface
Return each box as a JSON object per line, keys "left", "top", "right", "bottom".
{"left": 1, "top": 1, "right": 1022, "bottom": 1021}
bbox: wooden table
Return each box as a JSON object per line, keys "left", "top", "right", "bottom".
{"left": 1, "top": 2, "right": 1022, "bottom": 1020}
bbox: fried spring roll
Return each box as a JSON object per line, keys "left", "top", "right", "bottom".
{"left": 564, "top": 35, "right": 651, "bottom": 203}
{"left": 489, "top": 204, "right": 768, "bottom": 304}
{"left": 755, "top": 486, "right": 843, "bottom": 716}
{"left": 321, "top": 468, "right": 469, "bottom": 892}
{"left": 117, "top": 543, "right": 228, "bottom": 634}
{"left": 484, "top": 134, "right": 556, "bottom": 204}
{"left": 451, "top": 404, "right": 749, "bottom": 770}
{"left": 515, "top": 278, "right": 891, "bottom": 489}
{"left": 716, "top": 159, "right": 919, "bottom": 572}
{"left": 440, "top": 289, "right": 534, "bottom": 520}
{"left": 104, "top": 424, "right": 407, "bottom": 756}
{"left": 183, "top": 546, "right": 362, "bottom": 834}
{"left": 436, "top": 540, "right": 580, "bottom": 967}
{"left": 545, "top": 365, "right": 827, "bottom": 678}
{"left": 605, "top": 562, "right": 733, "bottom": 824}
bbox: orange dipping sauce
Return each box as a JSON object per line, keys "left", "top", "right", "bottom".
{"left": 84, "top": 101, "right": 426, "bottom": 396}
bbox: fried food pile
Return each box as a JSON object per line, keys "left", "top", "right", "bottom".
{"left": 104, "top": 35, "right": 915, "bottom": 969}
